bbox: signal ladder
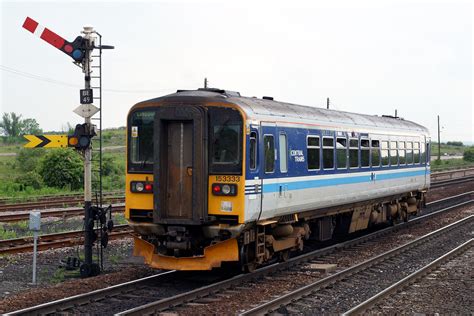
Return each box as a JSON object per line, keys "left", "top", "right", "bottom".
{"left": 89, "top": 32, "right": 105, "bottom": 269}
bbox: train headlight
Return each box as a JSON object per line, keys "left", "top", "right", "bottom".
{"left": 211, "top": 183, "right": 237, "bottom": 196}
{"left": 131, "top": 181, "right": 153, "bottom": 193}
{"left": 135, "top": 182, "right": 144, "bottom": 192}
{"left": 222, "top": 185, "right": 231, "bottom": 195}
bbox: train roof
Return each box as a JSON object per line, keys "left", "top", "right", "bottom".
{"left": 138, "top": 89, "right": 430, "bottom": 135}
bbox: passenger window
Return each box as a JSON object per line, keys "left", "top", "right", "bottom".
{"left": 381, "top": 141, "right": 389, "bottom": 166}
{"left": 323, "top": 137, "right": 334, "bottom": 169}
{"left": 307, "top": 136, "right": 320, "bottom": 171}
{"left": 279, "top": 134, "right": 288, "bottom": 173}
{"left": 390, "top": 141, "right": 398, "bottom": 166}
{"left": 264, "top": 135, "right": 275, "bottom": 173}
{"left": 349, "top": 139, "right": 359, "bottom": 168}
{"left": 249, "top": 132, "right": 257, "bottom": 170}
{"left": 371, "top": 140, "right": 380, "bottom": 167}
{"left": 406, "top": 142, "right": 413, "bottom": 164}
{"left": 361, "top": 139, "right": 370, "bottom": 167}
{"left": 399, "top": 141, "right": 406, "bottom": 165}
{"left": 336, "top": 137, "right": 347, "bottom": 169}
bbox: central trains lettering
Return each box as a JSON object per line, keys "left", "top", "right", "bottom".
{"left": 215, "top": 175, "right": 240, "bottom": 182}
{"left": 290, "top": 149, "right": 305, "bottom": 162}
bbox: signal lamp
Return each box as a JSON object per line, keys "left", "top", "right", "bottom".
{"left": 213, "top": 185, "right": 221, "bottom": 193}
{"left": 68, "top": 137, "right": 79, "bottom": 146}
{"left": 222, "top": 185, "right": 231, "bottom": 195}
{"left": 145, "top": 183, "right": 153, "bottom": 191}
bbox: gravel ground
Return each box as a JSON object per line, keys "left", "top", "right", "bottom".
{"left": 0, "top": 238, "right": 157, "bottom": 314}
{"left": 174, "top": 205, "right": 474, "bottom": 315}
{"left": 370, "top": 248, "right": 474, "bottom": 314}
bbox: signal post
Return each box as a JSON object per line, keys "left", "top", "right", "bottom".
{"left": 22, "top": 18, "right": 113, "bottom": 277}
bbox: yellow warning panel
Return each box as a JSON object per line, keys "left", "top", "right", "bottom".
{"left": 24, "top": 135, "right": 68, "bottom": 148}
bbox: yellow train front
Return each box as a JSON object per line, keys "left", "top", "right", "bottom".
{"left": 126, "top": 89, "right": 248, "bottom": 270}
{"left": 126, "top": 88, "right": 430, "bottom": 271}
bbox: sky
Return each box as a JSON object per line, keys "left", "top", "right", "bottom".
{"left": 1, "top": 0, "right": 473, "bottom": 142}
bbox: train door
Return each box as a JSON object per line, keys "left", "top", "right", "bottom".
{"left": 153, "top": 106, "right": 208, "bottom": 225}
{"left": 260, "top": 122, "right": 277, "bottom": 219}
{"left": 247, "top": 126, "right": 262, "bottom": 220}
{"left": 277, "top": 128, "right": 290, "bottom": 209}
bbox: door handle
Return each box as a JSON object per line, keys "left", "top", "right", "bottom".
{"left": 186, "top": 167, "right": 193, "bottom": 176}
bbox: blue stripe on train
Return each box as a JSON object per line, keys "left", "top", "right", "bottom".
{"left": 261, "top": 169, "right": 427, "bottom": 193}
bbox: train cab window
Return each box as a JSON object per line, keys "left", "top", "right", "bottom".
{"left": 264, "top": 135, "right": 275, "bottom": 173}
{"left": 336, "top": 137, "right": 347, "bottom": 169}
{"left": 249, "top": 132, "right": 257, "bottom": 170}
{"left": 399, "top": 141, "right": 406, "bottom": 165}
{"left": 414, "top": 142, "right": 421, "bottom": 163}
{"left": 129, "top": 110, "right": 155, "bottom": 173}
{"left": 371, "top": 140, "right": 381, "bottom": 167}
{"left": 323, "top": 137, "right": 334, "bottom": 169}
{"left": 209, "top": 107, "right": 243, "bottom": 174}
{"left": 279, "top": 134, "right": 288, "bottom": 173}
{"left": 406, "top": 142, "right": 413, "bottom": 164}
{"left": 381, "top": 141, "right": 389, "bottom": 166}
{"left": 349, "top": 139, "right": 359, "bottom": 168}
{"left": 307, "top": 136, "right": 320, "bottom": 171}
{"left": 390, "top": 141, "right": 398, "bottom": 166}
{"left": 361, "top": 139, "right": 370, "bottom": 167}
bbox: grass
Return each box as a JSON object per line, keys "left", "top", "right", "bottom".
{"left": 430, "top": 158, "right": 474, "bottom": 172}
{"left": 430, "top": 143, "right": 469, "bottom": 157}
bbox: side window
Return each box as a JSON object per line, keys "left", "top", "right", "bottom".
{"left": 406, "top": 142, "right": 413, "bottom": 164}
{"left": 264, "top": 135, "right": 275, "bottom": 173}
{"left": 307, "top": 136, "right": 320, "bottom": 171}
{"left": 371, "top": 140, "right": 380, "bottom": 167}
{"left": 361, "top": 139, "right": 370, "bottom": 167}
{"left": 336, "top": 137, "right": 347, "bottom": 169}
{"left": 249, "top": 132, "right": 257, "bottom": 170}
{"left": 323, "top": 137, "right": 335, "bottom": 169}
{"left": 414, "top": 142, "right": 421, "bottom": 163}
{"left": 381, "top": 141, "right": 389, "bottom": 166}
{"left": 399, "top": 141, "right": 406, "bottom": 165}
{"left": 279, "top": 134, "right": 288, "bottom": 173}
{"left": 390, "top": 141, "right": 398, "bottom": 166}
{"left": 349, "top": 138, "right": 359, "bottom": 168}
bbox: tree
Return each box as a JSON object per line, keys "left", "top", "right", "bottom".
{"left": 16, "top": 148, "right": 46, "bottom": 172}
{"left": 22, "top": 118, "right": 42, "bottom": 135}
{"left": 39, "top": 149, "right": 84, "bottom": 190}
{"left": 0, "top": 112, "right": 23, "bottom": 137}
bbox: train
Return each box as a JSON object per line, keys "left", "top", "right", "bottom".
{"left": 125, "top": 88, "right": 430, "bottom": 271}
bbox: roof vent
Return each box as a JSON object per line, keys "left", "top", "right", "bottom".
{"left": 262, "top": 96, "right": 274, "bottom": 100}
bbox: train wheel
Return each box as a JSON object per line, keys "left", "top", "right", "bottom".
{"left": 279, "top": 250, "right": 290, "bottom": 262}
{"left": 240, "top": 244, "right": 257, "bottom": 273}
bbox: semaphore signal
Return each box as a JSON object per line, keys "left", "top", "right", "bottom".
{"left": 22, "top": 17, "right": 86, "bottom": 62}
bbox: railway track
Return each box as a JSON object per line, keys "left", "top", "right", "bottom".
{"left": 0, "top": 203, "right": 125, "bottom": 222}
{"left": 430, "top": 175, "right": 474, "bottom": 188}
{"left": 241, "top": 216, "right": 474, "bottom": 315}
{"left": 0, "top": 195, "right": 124, "bottom": 212}
{"left": 7, "top": 191, "right": 473, "bottom": 315}
{"left": 0, "top": 191, "right": 124, "bottom": 205}
{"left": 343, "top": 238, "right": 473, "bottom": 315}
{"left": 0, "top": 224, "right": 131, "bottom": 255}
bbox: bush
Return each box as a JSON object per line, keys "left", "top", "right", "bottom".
{"left": 39, "top": 149, "right": 84, "bottom": 190}
{"left": 464, "top": 148, "right": 474, "bottom": 162}
{"left": 15, "top": 171, "right": 43, "bottom": 189}
{"left": 16, "top": 148, "right": 46, "bottom": 172}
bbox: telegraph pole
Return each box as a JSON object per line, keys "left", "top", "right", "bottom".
{"left": 327, "top": 97, "right": 330, "bottom": 109}
{"left": 204, "top": 77, "right": 208, "bottom": 88}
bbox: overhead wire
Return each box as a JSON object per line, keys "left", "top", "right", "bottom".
{"left": 0, "top": 65, "right": 176, "bottom": 94}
